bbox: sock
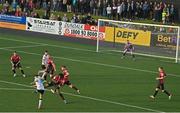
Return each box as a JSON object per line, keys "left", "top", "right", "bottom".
{"left": 164, "top": 90, "right": 170, "bottom": 96}
{"left": 38, "top": 99, "right": 42, "bottom": 108}
{"left": 132, "top": 54, "right": 135, "bottom": 58}
{"left": 21, "top": 69, "right": 25, "bottom": 74}
{"left": 12, "top": 69, "right": 16, "bottom": 74}
{"left": 42, "top": 72, "right": 47, "bottom": 80}
{"left": 63, "top": 100, "right": 67, "bottom": 104}
{"left": 72, "top": 86, "right": 78, "bottom": 91}
{"left": 153, "top": 90, "right": 158, "bottom": 97}
{"left": 59, "top": 93, "right": 65, "bottom": 100}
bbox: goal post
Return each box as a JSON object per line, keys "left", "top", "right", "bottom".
{"left": 97, "top": 19, "right": 180, "bottom": 63}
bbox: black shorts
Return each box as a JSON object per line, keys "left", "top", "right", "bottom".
{"left": 45, "top": 66, "right": 54, "bottom": 74}
{"left": 157, "top": 83, "right": 164, "bottom": 90}
{"left": 64, "top": 81, "right": 71, "bottom": 85}
{"left": 37, "top": 90, "right": 45, "bottom": 94}
{"left": 41, "top": 65, "right": 46, "bottom": 70}
{"left": 48, "top": 81, "right": 58, "bottom": 87}
{"left": 12, "top": 62, "right": 22, "bottom": 69}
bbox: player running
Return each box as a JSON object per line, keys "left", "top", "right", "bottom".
{"left": 121, "top": 40, "right": 135, "bottom": 60}
{"left": 50, "top": 66, "right": 80, "bottom": 94}
{"left": 41, "top": 50, "right": 49, "bottom": 69}
{"left": 58, "top": 66, "right": 80, "bottom": 94}
{"left": 150, "top": 67, "right": 172, "bottom": 100}
{"left": 42, "top": 55, "right": 56, "bottom": 80}
{"left": 10, "top": 51, "right": 26, "bottom": 77}
{"left": 45, "top": 73, "right": 67, "bottom": 104}
{"left": 31, "top": 75, "right": 45, "bottom": 109}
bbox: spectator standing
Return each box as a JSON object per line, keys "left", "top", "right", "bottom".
{"left": 66, "top": 0, "right": 71, "bottom": 13}
{"left": 149, "top": 1, "right": 154, "bottom": 19}
{"left": 89, "top": 0, "right": 94, "bottom": 14}
{"left": 93, "top": 0, "right": 98, "bottom": 16}
{"left": 99, "top": 0, "right": 103, "bottom": 16}
{"left": 106, "top": 4, "right": 111, "bottom": 19}
{"left": 112, "top": 3, "right": 117, "bottom": 20}
{"left": 117, "top": 3, "right": 122, "bottom": 20}
{"left": 62, "top": 0, "right": 67, "bottom": 12}
{"left": 102, "top": 0, "right": 107, "bottom": 16}
{"left": 72, "top": 0, "right": 77, "bottom": 13}
{"left": 11, "top": 0, "right": 17, "bottom": 10}
{"left": 162, "top": 9, "right": 167, "bottom": 24}
{"left": 142, "top": 1, "right": 149, "bottom": 19}
{"left": 52, "top": 0, "right": 57, "bottom": 11}
{"left": 169, "top": 4, "right": 175, "bottom": 24}
{"left": 131, "top": 0, "right": 136, "bottom": 20}
{"left": 42, "top": 0, "right": 47, "bottom": 10}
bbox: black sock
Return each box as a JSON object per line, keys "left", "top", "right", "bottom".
{"left": 44, "top": 75, "right": 47, "bottom": 80}
{"left": 21, "top": 69, "right": 25, "bottom": 74}
{"left": 59, "top": 93, "right": 65, "bottom": 100}
{"left": 153, "top": 90, "right": 158, "bottom": 97}
{"left": 12, "top": 69, "right": 16, "bottom": 74}
{"left": 164, "top": 90, "right": 170, "bottom": 96}
{"left": 132, "top": 54, "right": 135, "bottom": 58}
{"left": 72, "top": 86, "right": 78, "bottom": 91}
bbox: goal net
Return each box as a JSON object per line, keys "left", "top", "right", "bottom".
{"left": 97, "top": 19, "right": 180, "bottom": 63}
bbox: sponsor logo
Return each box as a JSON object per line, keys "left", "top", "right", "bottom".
{"left": 116, "top": 30, "right": 139, "bottom": 39}
{"left": 157, "top": 35, "right": 177, "bottom": 44}
{"left": 64, "top": 23, "right": 84, "bottom": 30}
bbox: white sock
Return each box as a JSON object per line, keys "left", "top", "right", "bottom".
{"left": 64, "top": 100, "right": 67, "bottom": 104}
{"left": 42, "top": 72, "right": 46, "bottom": 79}
{"left": 38, "top": 99, "right": 42, "bottom": 108}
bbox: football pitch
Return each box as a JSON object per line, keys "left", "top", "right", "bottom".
{"left": 0, "top": 30, "right": 180, "bottom": 112}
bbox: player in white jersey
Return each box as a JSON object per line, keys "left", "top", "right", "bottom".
{"left": 41, "top": 50, "right": 49, "bottom": 69}
{"left": 31, "top": 75, "right": 45, "bottom": 109}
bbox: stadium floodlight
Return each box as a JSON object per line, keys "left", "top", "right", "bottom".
{"left": 97, "top": 19, "right": 180, "bottom": 63}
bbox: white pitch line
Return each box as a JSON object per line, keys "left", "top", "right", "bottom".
{"left": 1, "top": 47, "right": 180, "bottom": 78}
{"left": 0, "top": 37, "right": 95, "bottom": 52}
{"left": 0, "top": 80, "right": 163, "bottom": 112}
{"left": 0, "top": 87, "right": 34, "bottom": 91}
{"left": 0, "top": 45, "right": 46, "bottom": 49}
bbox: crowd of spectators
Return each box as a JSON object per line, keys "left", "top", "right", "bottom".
{"left": 0, "top": 0, "right": 178, "bottom": 25}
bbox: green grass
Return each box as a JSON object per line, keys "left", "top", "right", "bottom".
{"left": 0, "top": 32, "right": 180, "bottom": 112}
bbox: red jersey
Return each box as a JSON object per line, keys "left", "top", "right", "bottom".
{"left": 159, "top": 71, "right": 166, "bottom": 84}
{"left": 62, "top": 69, "right": 69, "bottom": 82}
{"left": 53, "top": 75, "right": 63, "bottom": 85}
{"left": 47, "top": 59, "right": 53, "bottom": 66}
{"left": 11, "top": 55, "right": 21, "bottom": 63}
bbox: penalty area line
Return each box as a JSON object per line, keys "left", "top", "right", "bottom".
{"left": 0, "top": 80, "right": 163, "bottom": 112}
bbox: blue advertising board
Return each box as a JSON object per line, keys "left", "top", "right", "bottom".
{"left": 0, "top": 14, "right": 26, "bottom": 24}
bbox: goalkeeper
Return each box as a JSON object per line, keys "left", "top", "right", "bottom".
{"left": 121, "top": 40, "right": 135, "bottom": 60}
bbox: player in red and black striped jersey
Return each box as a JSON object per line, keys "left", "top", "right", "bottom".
{"left": 150, "top": 67, "right": 172, "bottom": 100}
{"left": 45, "top": 73, "right": 67, "bottom": 104}
{"left": 60, "top": 66, "right": 80, "bottom": 94}
{"left": 50, "top": 66, "right": 80, "bottom": 94}
{"left": 10, "top": 51, "right": 25, "bottom": 77}
{"left": 42, "top": 55, "right": 56, "bottom": 80}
